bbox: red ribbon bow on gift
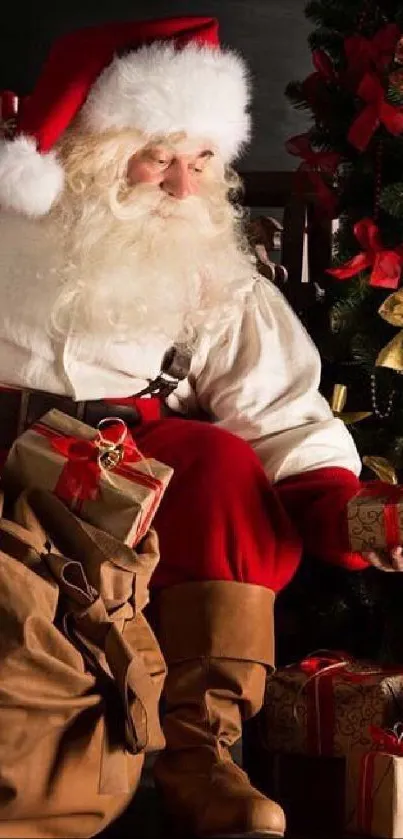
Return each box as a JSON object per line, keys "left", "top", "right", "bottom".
{"left": 356, "top": 481, "right": 403, "bottom": 551}
{"left": 345, "top": 24, "right": 400, "bottom": 84}
{"left": 348, "top": 72, "right": 403, "bottom": 151}
{"left": 370, "top": 724, "right": 403, "bottom": 756}
{"left": 328, "top": 218, "right": 403, "bottom": 289}
{"left": 356, "top": 722, "right": 403, "bottom": 833}
{"left": 47, "top": 422, "right": 142, "bottom": 505}
{"left": 286, "top": 133, "right": 341, "bottom": 215}
{"left": 299, "top": 651, "right": 349, "bottom": 677}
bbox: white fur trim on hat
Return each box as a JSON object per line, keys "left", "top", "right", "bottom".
{"left": 82, "top": 42, "right": 251, "bottom": 161}
{"left": 0, "top": 136, "right": 64, "bottom": 217}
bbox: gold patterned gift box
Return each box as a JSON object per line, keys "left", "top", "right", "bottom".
{"left": 346, "top": 727, "right": 403, "bottom": 838}
{"left": 262, "top": 654, "right": 403, "bottom": 758}
{"left": 347, "top": 483, "right": 403, "bottom": 553}
{"left": 2, "top": 408, "right": 173, "bottom": 546}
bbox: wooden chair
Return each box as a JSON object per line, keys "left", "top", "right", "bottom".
{"left": 237, "top": 174, "right": 375, "bottom": 839}
{"left": 239, "top": 170, "right": 333, "bottom": 339}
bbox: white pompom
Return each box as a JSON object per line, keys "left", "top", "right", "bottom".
{"left": 0, "top": 136, "right": 64, "bottom": 217}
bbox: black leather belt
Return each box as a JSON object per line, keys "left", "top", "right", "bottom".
{"left": 0, "top": 388, "right": 142, "bottom": 449}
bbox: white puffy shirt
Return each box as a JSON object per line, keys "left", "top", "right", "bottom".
{"left": 0, "top": 210, "right": 361, "bottom": 483}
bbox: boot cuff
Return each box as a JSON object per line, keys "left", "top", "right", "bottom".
{"left": 152, "top": 581, "right": 275, "bottom": 666}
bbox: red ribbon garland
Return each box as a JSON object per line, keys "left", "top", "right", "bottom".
{"left": 345, "top": 24, "right": 400, "bottom": 86}
{"left": 286, "top": 133, "right": 341, "bottom": 215}
{"left": 301, "top": 26, "right": 400, "bottom": 124}
{"left": 328, "top": 217, "right": 403, "bottom": 289}
{"left": 348, "top": 72, "right": 403, "bottom": 151}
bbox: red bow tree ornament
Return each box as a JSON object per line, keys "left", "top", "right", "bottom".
{"left": 328, "top": 218, "right": 403, "bottom": 289}
{"left": 348, "top": 72, "right": 403, "bottom": 151}
{"left": 344, "top": 24, "right": 401, "bottom": 87}
{"left": 305, "top": 49, "right": 338, "bottom": 90}
{"left": 286, "top": 133, "right": 341, "bottom": 215}
{"left": 302, "top": 50, "right": 338, "bottom": 114}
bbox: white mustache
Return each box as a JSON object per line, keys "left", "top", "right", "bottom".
{"left": 109, "top": 182, "right": 216, "bottom": 229}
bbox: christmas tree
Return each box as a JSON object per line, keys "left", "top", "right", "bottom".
{"left": 286, "top": 0, "right": 403, "bottom": 474}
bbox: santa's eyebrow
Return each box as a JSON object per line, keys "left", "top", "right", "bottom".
{"left": 198, "top": 150, "right": 214, "bottom": 159}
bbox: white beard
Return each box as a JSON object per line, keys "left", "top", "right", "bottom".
{"left": 50, "top": 181, "right": 254, "bottom": 346}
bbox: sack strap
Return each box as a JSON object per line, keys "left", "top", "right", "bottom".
{"left": 45, "top": 553, "right": 154, "bottom": 753}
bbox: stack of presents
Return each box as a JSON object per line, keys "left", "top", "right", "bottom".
{"left": 249, "top": 470, "right": 403, "bottom": 838}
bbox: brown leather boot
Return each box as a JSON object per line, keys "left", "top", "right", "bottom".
{"left": 152, "top": 581, "right": 285, "bottom": 839}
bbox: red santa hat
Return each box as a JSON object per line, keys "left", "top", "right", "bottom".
{"left": 0, "top": 17, "right": 251, "bottom": 218}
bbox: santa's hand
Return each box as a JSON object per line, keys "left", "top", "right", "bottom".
{"left": 362, "top": 546, "right": 403, "bottom": 572}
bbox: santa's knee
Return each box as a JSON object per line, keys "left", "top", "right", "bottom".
{"left": 146, "top": 419, "right": 302, "bottom": 591}
{"left": 167, "top": 419, "right": 267, "bottom": 498}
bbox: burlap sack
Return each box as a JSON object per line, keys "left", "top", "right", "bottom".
{"left": 0, "top": 488, "right": 166, "bottom": 838}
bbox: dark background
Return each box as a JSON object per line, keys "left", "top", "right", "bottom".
{"left": 0, "top": 0, "right": 311, "bottom": 171}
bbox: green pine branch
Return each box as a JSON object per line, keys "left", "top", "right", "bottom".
{"left": 285, "top": 0, "right": 403, "bottom": 466}
{"left": 380, "top": 183, "right": 403, "bottom": 218}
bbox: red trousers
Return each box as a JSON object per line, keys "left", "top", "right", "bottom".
{"left": 0, "top": 402, "right": 366, "bottom": 590}
{"left": 133, "top": 417, "right": 365, "bottom": 593}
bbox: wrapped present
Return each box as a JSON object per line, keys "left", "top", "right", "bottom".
{"left": 347, "top": 482, "right": 403, "bottom": 553}
{"left": 263, "top": 653, "right": 403, "bottom": 758}
{"left": 2, "top": 408, "right": 173, "bottom": 546}
{"left": 346, "top": 726, "right": 403, "bottom": 838}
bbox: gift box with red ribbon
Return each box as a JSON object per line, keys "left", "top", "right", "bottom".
{"left": 2, "top": 408, "right": 173, "bottom": 546}
{"left": 262, "top": 653, "right": 403, "bottom": 758}
{"left": 346, "top": 725, "right": 403, "bottom": 838}
{"left": 347, "top": 482, "right": 403, "bottom": 553}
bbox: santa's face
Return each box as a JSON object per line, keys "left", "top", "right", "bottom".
{"left": 127, "top": 139, "right": 214, "bottom": 202}
{"left": 51, "top": 131, "right": 253, "bottom": 344}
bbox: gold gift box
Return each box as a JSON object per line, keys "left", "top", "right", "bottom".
{"left": 347, "top": 485, "right": 403, "bottom": 552}
{"left": 3, "top": 408, "right": 173, "bottom": 546}
{"left": 347, "top": 747, "right": 403, "bottom": 838}
{"left": 262, "top": 657, "right": 403, "bottom": 758}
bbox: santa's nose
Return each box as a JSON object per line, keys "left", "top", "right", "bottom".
{"left": 163, "top": 160, "right": 193, "bottom": 200}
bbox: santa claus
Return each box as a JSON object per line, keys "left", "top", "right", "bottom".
{"left": 0, "top": 15, "right": 401, "bottom": 839}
